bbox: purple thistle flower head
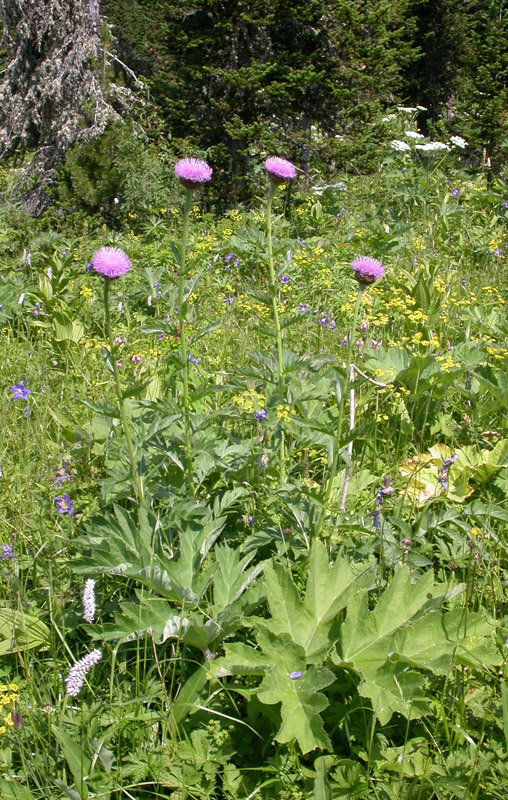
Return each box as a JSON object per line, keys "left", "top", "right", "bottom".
{"left": 10, "top": 380, "right": 31, "bottom": 401}
{"left": 0, "top": 544, "right": 15, "bottom": 561}
{"left": 55, "top": 493, "right": 74, "bottom": 517}
{"left": 265, "top": 156, "right": 297, "bottom": 185}
{"left": 352, "top": 256, "right": 386, "bottom": 286}
{"left": 175, "top": 158, "right": 212, "bottom": 189}
{"left": 92, "top": 247, "right": 132, "bottom": 280}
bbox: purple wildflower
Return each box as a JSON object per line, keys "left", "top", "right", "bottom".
{"left": 298, "top": 304, "right": 309, "bottom": 313}
{"left": 225, "top": 253, "right": 235, "bottom": 264}
{"left": 224, "top": 295, "right": 234, "bottom": 306}
{"left": 92, "top": 247, "right": 132, "bottom": 280}
{"left": 281, "top": 274, "right": 291, "bottom": 284}
{"left": 372, "top": 476, "right": 395, "bottom": 531}
{"left": 175, "top": 158, "right": 212, "bottom": 189}
{"left": 86, "top": 263, "right": 93, "bottom": 272}
{"left": 360, "top": 320, "right": 369, "bottom": 331}
{"left": 10, "top": 381, "right": 31, "bottom": 401}
{"left": 55, "top": 493, "right": 74, "bottom": 517}
{"left": 0, "top": 544, "right": 15, "bottom": 561}
{"left": 351, "top": 256, "right": 386, "bottom": 286}
{"left": 265, "top": 156, "right": 297, "bottom": 185}
{"left": 65, "top": 649, "right": 102, "bottom": 697}
{"left": 503, "top": 201, "right": 508, "bottom": 210}
{"left": 255, "top": 408, "right": 268, "bottom": 422}
{"left": 82, "top": 579, "right": 96, "bottom": 624}
{"left": 189, "top": 353, "right": 201, "bottom": 365}
{"left": 288, "top": 671, "right": 304, "bottom": 680}
{"left": 494, "top": 248, "right": 503, "bottom": 257}
{"left": 437, "top": 454, "right": 458, "bottom": 490}
{"left": 329, "top": 320, "right": 337, "bottom": 330}
{"left": 55, "top": 461, "right": 71, "bottom": 487}
{"left": 131, "top": 354, "right": 143, "bottom": 364}
{"left": 451, "top": 188, "right": 461, "bottom": 198}
{"left": 318, "top": 314, "right": 330, "bottom": 326}
{"left": 242, "top": 514, "right": 255, "bottom": 526}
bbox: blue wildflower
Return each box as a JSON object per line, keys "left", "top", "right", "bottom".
{"left": 10, "top": 381, "right": 31, "bottom": 401}
{"left": 55, "top": 493, "right": 74, "bottom": 517}
{"left": 0, "top": 544, "right": 15, "bottom": 561}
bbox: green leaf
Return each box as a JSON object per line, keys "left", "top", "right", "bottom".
{"left": 0, "top": 780, "right": 37, "bottom": 800}
{"left": 52, "top": 726, "right": 91, "bottom": 799}
{"left": 339, "top": 566, "right": 499, "bottom": 724}
{"left": 264, "top": 541, "right": 373, "bottom": 658}
{"left": 0, "top": 607, "right": 51, "bottom": 655}
{"left": 254, "top": 630, "right": 334, "bottom": 753}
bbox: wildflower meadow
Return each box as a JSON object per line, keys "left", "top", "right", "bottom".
{"left": 2, "top": 112, "right": 508, "bottom": 799}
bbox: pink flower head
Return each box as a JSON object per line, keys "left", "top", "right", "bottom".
{"left": 175, "top": 158, "right": 213, "bottom": 189}
{"left": 265, "top": 156, "right": 297, "bottom": 185}
{"left": 351, "top": 256, "right": 386, "bottom": 286}
{"left": 92, "top": 247, "right": 132, "bottom": 279}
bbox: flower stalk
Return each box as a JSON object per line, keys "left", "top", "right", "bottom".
{"left": 316, "top": 287, "right": 364, "bottom": 536}
{"left": 178, "top": 189, "right": 195, "bottom": 495}
{"left": 103, "top": 278, "right": 144, "bottom": 503}
{"left": 266, "top": 182, "right": 286, "bottom": 485}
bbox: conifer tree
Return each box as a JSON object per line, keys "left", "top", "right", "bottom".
{"left": 0, "top": 0, "right": 135, "bottom": 213}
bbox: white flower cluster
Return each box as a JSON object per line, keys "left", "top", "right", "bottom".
{"left": 415, "top": 141, "right": 450, "bottom": 151}
{"left": 405, "top": 130, "right": 424, "bottom": 139}
{"left": 450, "top": 135, "right": 468, "bottom": 149}
{"left": 82, "top": 579, "right": 96, "bottom": 624}
{"left": 391, "top": 139, "right": 411, "bottom": 152}
{"left": 65, "top": 649, "right": 102, "bottom": 697}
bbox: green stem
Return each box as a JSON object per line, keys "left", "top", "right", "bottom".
{"left": 179, "top": 190, "right": 194, "bottom": 495}
{"left": 316, "top": 286, "right": 365, "bottom": 537}
{"left": 266, "top": 183, "right": 286, "bottom": 485}
{"left": 103, "top": 278, "right": 144, "bottom": 503}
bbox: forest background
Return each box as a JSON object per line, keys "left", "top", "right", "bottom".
{"left": 1, "top": 0, "right": 508, "bottom": 214}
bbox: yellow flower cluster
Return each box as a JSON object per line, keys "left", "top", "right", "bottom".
{"left": 232, "top": 390, "right": 266, "bottom": 414}
{"left": 0, "top": 683, "right": 19, "bottom": 736}
{"left": 276, "top": 404, "right": 294, "bottom": 423}
{"left": 435, "top": 354, "right": 462, "bottom": 372}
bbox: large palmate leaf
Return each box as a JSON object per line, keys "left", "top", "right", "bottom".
{"left": 212, "top": 542, "right": 373, "bottom": 752}
{"left": 73, "top": 502, "right": 227, "bottom": 604}
{"left": 263, "top": 540, "right": 374, "bottom": 659}
{"left": 338, "top": 566, "right": 500, "bottom": 725}
{"left": 99, "top": 544, "right": 266, "bottom": 652}
{"left": 213, "top": 545, "right": 499, "bottom": 749}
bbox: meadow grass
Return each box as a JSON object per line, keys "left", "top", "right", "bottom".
{"left": 1, "top": 133, "right": 508, "bottom": 799}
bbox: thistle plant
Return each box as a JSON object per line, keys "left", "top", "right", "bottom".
{"left": 265, "top": 156, "right": 297, "bottom": 485}
{"left": 174, "top": 158, "right": 213, "bottom": 494}
{"left": 317, "top": 256, "right": 386, "bottom": 537}
{"left": 92, "top": 246, "right": 144, "bottom": 503}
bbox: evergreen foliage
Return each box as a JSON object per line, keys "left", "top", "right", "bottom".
{"left": 453, "top": 0, "right": 508, "bottom": 171}
{"left": 103, "top": 0, "right": 418, "bottom": 200}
